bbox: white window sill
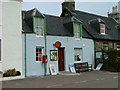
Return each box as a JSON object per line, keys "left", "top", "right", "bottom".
{"left": 36, "top": 61, "right": 42, "bottom": 63}
{"left": 75, "top": 37, "right": 82, "bottom": 40}
{"left": 36, "top": 35, "right": 44, "bottom": 38}
{"left": 100, "top": 33, "right": 106, "bottom": 35}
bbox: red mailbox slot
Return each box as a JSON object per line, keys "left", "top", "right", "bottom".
{"left": 42, "top": 55, "right": 48, "bottom": 63}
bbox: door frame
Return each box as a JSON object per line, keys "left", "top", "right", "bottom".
{"left": 58, "top": 47, "right": 65, "bottom": 71}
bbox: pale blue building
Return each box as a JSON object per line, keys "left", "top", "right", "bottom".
{"left": 22, "top": 7, "right": 95, "bottom": 76}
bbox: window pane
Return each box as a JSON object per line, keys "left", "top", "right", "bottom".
{"left": 34, "top": 17, "right": 44, "bottom": 36}
{"left": 36, "top": 48, "right": 38, "bottom": 52}
{"left": 74, "top": 23, "right": 80, "bottom": 39}
{"left": 100, "top": 24, "right": 105, "bottom": 29}
{"left": 38, "top": 48, "right": 42, "bottom": 52}
{"left": 36, "top": 57, "right": 38, "bottom": 61}
{"left": 100, "top": 23, "right": 105, "bottom": 34}
{"left": 74, "top": 48, "right": 82, "bottom": 61}
{"left": 36, "top": 47, "right": 43, "bottom": 61}
{"left": 117, "top": 44, "right": 120, "bottom": 50}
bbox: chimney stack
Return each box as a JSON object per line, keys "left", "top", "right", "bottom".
{"left": 62, "top": 0, "right": 75, "bottom": 11}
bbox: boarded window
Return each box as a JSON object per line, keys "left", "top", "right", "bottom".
{"left": 33, "top": 17, "right": 44, "bottom": 37}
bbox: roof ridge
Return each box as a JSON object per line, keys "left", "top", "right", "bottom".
{"left": 45, "top": 14, "right": 64, "bottom": 19}
{"left": 74, "top": 10, "right": 108, "bottom": 18}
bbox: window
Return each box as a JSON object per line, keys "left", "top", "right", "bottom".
{"left": 99, "top": 23, "right": 106, "bottom": 35}
{"left": 74, "top": 23, "right": 82, "bottom": 39}
{"left": 74, "top": 48, "right": 82, "bottom": 61}
{"left": 36, "top": 47, "right": 44, "bottom": 61}
{"left": 33, "top": 17, "right": 44, "bottom": 37}
{"left": 103, "top": 42, "right": 108, "bottom": 50}
{"left": 117, "top": 44, "right": 120, "bottom": 50}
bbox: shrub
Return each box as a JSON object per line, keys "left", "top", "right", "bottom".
{"left": 3, "top": 68, "right": 21, "bottom": 77}
{"left": 16, "top": 71, "right": 21, "bottom": 76}
{"left": 102, "top": 49, "right": 120, "bottom": 72}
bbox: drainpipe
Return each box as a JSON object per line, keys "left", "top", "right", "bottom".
{"left": 44, "top": 19, "right": 47, "bottom": 76}
{"left": 24, "top": 33, "right": 27, "bottom": 77}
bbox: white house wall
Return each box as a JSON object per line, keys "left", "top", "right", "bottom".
{"left": 23, "top": 34, "right": 94, "bottom": 76}
{"left": 0, "top": 2, "right": 2, "bottom": 71}
{"left": 2, "top": 2, "right": 22, "bottom": 74}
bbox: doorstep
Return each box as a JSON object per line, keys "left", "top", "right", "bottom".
{"left": 0, "top": 76, "right": 25, "bottom": 81}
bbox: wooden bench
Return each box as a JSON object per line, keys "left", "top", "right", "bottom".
{"left": 74, "top": 62, "right": 92, "bottom": 73}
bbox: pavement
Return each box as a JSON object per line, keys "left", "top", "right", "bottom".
{"left": 2, "top": 71, "right": 119, "bottom": 88}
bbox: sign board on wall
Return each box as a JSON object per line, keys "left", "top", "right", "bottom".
{"left": 96, "top": 52, "right": 102, "bottom": 59}
{"left": 49, "top": 64, "right": 57, "bottom": 75}
{"left": 50, "top": 50, "right": 57, "bottom": 61}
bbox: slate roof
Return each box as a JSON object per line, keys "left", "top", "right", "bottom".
{"left": 22, "top": 8, "right": 120, "bottom": 41}
{"left": 22, "top": 8, "right": 92, "bottom": 38}
{"left": 71, "top": 10, "right": 120, "bottom": 41}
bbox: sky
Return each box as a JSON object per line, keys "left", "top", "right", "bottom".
{"left": 22, "top": 1, "right": 118, "bottom": 17}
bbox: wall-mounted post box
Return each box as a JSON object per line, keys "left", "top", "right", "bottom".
{"left": 42, "top": 55, "right": 48, "bottom": 63}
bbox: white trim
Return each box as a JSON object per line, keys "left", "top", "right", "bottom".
{"left": 35, "top": 61, "right": 42, "bottom": 63}
{"left": 36, "top": 34, "right": 44, "bottom": 38}
{"left": 75, "top": 38, "right": 80, "bottom": 40}
{"left": 1, "top": 76, "right": 25, "bottom": 81}
{"left": 100, "top": 33, "right": 106, "bottom": 35}
{"left": 100, "top": 23, "right": 106, "bottom": 35}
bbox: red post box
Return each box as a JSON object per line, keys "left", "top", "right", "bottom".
{"left": 42, "top": 55, "right": 48, "bottom": 63}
